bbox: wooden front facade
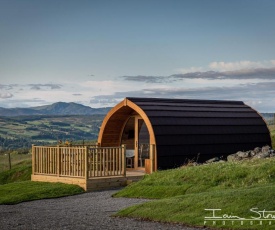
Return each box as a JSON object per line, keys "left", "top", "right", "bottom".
{"left": 98, "top": 99, "right": 157, "bottom": 172}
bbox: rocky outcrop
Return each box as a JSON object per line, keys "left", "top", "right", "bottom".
{"left": 185, "top": 146, "right": 275, "bottom": 166}
{"left": 203, "top": 146, "right": 275, "bottom": 164}
{"left": 226, "top": 145, "right": 274, "bottom": 162}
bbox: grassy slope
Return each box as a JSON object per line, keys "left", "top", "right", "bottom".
{"left": 116, "top": 127, "right": 274, "bottom": 200}
{"left": 114, "top": 158, "right": 275, "bottom": 198}
{"left": 0, "top": 162, "right": 32, "bottom": 185}
{"left": 117, "top": 184, "right": 275, "bottom": 230}
{"left": 0, "top": 153, "right": 32, "bottom": 184}
{"left": 271, "top": 129, "right": 275, "bottom": 149}
{"left": 0, "top": 153, "right": 32, "bottom": 172}
{"left": 0, "top": 157, "right": 85, "bottom": 204}
{"left": 0, "top": 181, "right": 84, "bottom": 205}
{"left": 114, "top": 158, "right": 275, "bottom": 230}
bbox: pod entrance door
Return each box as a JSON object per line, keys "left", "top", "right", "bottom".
{"left": 121, "top": 116, "right": 150, "bottom": 170}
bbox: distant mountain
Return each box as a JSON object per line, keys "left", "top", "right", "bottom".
{"left": 261, "top": 113, "right": 275, "bottom": 125}
{"left": 0, "top": 102, "right": 111, "bottom": 117}
{"left": 262, "top": 113, "right": 275, "bottom": 120}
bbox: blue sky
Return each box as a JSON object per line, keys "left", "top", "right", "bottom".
{"left": 1, "top": 0, "right": 275, "bottom": 112}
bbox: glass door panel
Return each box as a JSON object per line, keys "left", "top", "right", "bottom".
{"left": 137, "top": 119, "right": 149, "bottom": 168}
{"left": 121, "top": 116, "right": 150, "bottom": 170}
{"left": 121, "top": 117, "right": 135, "bottom": 168}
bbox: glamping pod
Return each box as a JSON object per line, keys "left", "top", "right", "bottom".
{"left": 98, "top": 97, "right": 271, "bottom": 171}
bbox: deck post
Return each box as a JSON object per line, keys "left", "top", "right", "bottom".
{"left": 85, "top": 146, "right": 88, "bottom": 180}
{"left": 149, "top": 144, "right": 155, "bottom": 173}
{"left": 121, "top": 144, "right": 126, "bottom": 177}
{"left": 57, "top": 145, "right": 60, "bottom": 177}
{"left": 32, "top": 144, "right": 35, "bottom": 175}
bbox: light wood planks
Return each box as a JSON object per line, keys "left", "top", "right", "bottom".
{"left": 32, "top": 144, "right": 146, "bottom": 191}
{"left": 32, "top": 145, "right": 127, "bottom": 178}
{"left": 87, "top": 145, "right": 125, "bottom": 178}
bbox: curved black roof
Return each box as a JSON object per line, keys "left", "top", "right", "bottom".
{"left": 127, "top": 97, "right": 271, "bottom": 169}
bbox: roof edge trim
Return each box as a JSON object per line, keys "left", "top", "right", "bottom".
{"left": 126, "top": 98, "right": 156, "bottom": 144}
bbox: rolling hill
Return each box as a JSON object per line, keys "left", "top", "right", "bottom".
{"left": 0, "top": 114, "right": 105, "bottom": 150}
{"left": 0, "top": 102, "right": 111, "bottom": 117}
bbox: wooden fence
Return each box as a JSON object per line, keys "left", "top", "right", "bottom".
{"left": 88, "top": 147, "right": 126, "bottom": 177}
{"left": 32, "top": 145, "right": 126, "bottom": 179}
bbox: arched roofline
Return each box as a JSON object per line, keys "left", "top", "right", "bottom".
{"left": 98, "top": 98, "right": 156, "bottom": 145}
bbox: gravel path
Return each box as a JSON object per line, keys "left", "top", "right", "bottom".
{"left": 0, "top": 189, "right": 204, "bottom": 230}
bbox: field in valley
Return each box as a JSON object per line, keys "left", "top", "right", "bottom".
{"left": 0, "top": 115, "right": 104, "bottom": 150}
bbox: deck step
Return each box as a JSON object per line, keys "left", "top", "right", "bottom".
{"left": 86, "top": 175, "right": 144, "bottom": 191}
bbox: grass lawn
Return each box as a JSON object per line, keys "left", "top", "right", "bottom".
{"left": 0, "top": 181, "right": 84, "bottom": 204}
{"left": 114, "top": 158, "right": 275, "bottom": 230}
{"left": 0, "top": 156, "right": 85, "bottom": 205}
{"left": 114, "top": 158, "right": 275, "bottom": 198}
{"left": 116, "top": 184, "right": 275, "bottom": 230}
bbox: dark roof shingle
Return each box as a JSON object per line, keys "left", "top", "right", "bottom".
{"left": 127, "top": 97, "right": 271, "bottom": 169}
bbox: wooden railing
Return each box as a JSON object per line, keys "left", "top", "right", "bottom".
{"left": 32, "top": 145, "right": 126, "bottom": 179}
{"left": 88, "top": 146, "right": 126, "bottom": 177}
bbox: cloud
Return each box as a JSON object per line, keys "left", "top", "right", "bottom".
{"left": 174, "top": 66, "right": 204, "bottom": 74}
{"left": 0, "top": 92, "right": 13, "bottom": 99}
{"left": 0, "top": 98, "right": 46, "bottom": 108}
{"left": 122, "top": 67, "right": 275, "bottom": 84}
{"left": 29, "top": 84, "right": 62, "bottom": 90}
{"left": 163, "top": 82, "right": 275, "bottom": 101}
{"left": 172, "top": 67, "right": 275, "bottom": 80}
{"left": 172, "top": 59, "right": 275, "bottom": 80}
{"left": 121, "top": 75, "right": 167, "bottom": 83}
{"left": 92, "top": 82, "right": 273, "bottom": 102}
{"left": 0, "top": 84, "right": 18, "bottom": 90}
{"left": 90, "top": 90, "right": 144, "bottom": 105}
{"left": 171, "top": 71, "right": 221, "bottom": 80}
{"left": 1, "top": 75, "right": 274, "bottom": 112}
{"left": 209, "top": 60, "right": 275, "bottom": 71}
{"left": 0, "top": 83, "right": 62, "bottom": 91}
{"left": 90, "top": 81, "right": 275, "bottom": 112}
{"left": 30, "top": 85, "right": 41, "bottom": 90}
{"left": 223, "top": 67, "right": 275, "bottom": 79}
{"left": 90, "top": 98, "right": 121, "bottom": 106}
{"left": 89, "top": 87, "right": 166, "bottom": 106}
{"left": 209, "top": 61, "right": 260, "bottom": 71}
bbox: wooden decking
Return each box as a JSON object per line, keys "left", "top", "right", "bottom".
{"left": 31, "top": 145, "right": 145, "bottom": 191}
{"left": 32, "top": 170, "right": 145, "bottom": 191}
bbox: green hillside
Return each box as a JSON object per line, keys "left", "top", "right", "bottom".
{"left": 0, "top": 154, "right": 84, "bottom": 204}
{"left": 0, "top": 115, "right": 104, "bottom": 150}
{"left": 115, "top": 158, "right": 275, "bottom": 230}
{"left": 0, "top": 102, "right": 111, "bottom": 116}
